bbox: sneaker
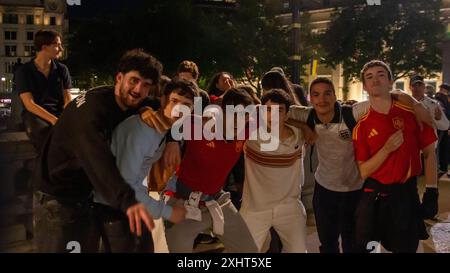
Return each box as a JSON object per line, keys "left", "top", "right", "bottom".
{"left": 194, "top": 233, "right": 218, "bottom": 246}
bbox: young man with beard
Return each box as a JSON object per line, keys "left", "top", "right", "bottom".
{"left": 33, "top": 49, "right": 161, "bottom": 252}
{"left": 353, "top": 60, "right": 438, "bottom": 253}
{"left": 93, "top": 78, "right": 198, "bottom": 252}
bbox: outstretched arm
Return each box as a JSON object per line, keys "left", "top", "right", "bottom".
{"left": 390, "top": 90, "right": 433, "bottom": 129}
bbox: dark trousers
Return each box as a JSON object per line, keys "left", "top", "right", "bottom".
{"left": 354, "top": 177, "right": 427, "bottom": 253}
{"left": 22, "top": 111, "right": 52, "bottom": 152}
{"left": 313, "top": 182, "right": 361, "bottom": 253}
{"left": 33, "top": 192, "right": 100, "bottom": 253}
{"left": 437, "top": 130, "right": 448, "bottom": 173}
{"left": 94, "top": 203, "right": 154, "bottom": 253}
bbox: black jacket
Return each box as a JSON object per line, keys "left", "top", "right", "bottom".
{"left": 35, "top": 86, "right": 138, "bottom": 212}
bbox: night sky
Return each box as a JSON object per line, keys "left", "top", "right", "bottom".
{"left": 67, "top": 0, "right": 145, "bottom": 18}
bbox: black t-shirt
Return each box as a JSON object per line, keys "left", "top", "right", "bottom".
{"left": 15, "top": 59, "right": 72, "bottom": 116}
{"left": 35, "top": 86, "right": 138, "bottom": 211}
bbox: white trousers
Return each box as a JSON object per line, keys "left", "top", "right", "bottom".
{"left": 240, "top": 200, "right": 307, "bottom": 253}
{"left": 149, "top": 191, "right": 169, "bottom": 253}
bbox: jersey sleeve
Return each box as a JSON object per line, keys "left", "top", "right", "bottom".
{"left": 352, "top": 101, "right": 370, "bottom": 121}
{"left": 352, "top": 121, "right": 370, "bottom": 162}
{"left": 419, "top": 123, "right": 438, "bottom": 150}
{"left": 288, "top": 105, "right": 311, "bottom": 123}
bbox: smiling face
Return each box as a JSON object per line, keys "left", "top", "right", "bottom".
{"left": 310, "top": 82, "right": 336, "bottom": 116}
{"left": 115, "top": 70, "right": 154, "bottom": 109}
{"left": 362, "top": 66, "right": 394, "bottom": 97}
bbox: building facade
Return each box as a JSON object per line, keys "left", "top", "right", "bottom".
{"left": 279, "top": 0, "right": 450, "bottom": 101}
{"left": 0, "top": 0, "right": 69, "bottom": 94}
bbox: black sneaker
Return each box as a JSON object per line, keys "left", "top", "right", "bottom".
{"left": 194, "top": 233, "right": 218, "bottom": 246}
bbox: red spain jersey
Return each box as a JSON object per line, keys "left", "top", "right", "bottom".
{"left": 176, "top": 138, "right": 245, "bottom": 195}
{"left": 352, "top": 101, "right": 437, "bottom": 184}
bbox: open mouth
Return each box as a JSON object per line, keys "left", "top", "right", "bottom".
{"left": 129, "top": 92, "right": 140, "bottom": 99}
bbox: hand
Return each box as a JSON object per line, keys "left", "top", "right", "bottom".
{"left": 412, "top": 103, "right": 433, "bottom": 130}
{"left": 434, "top": 107, "right": 442, "bottom": 121}
{"left": 163, "top": 141, "right": 181, "bottom": 168}
{"left": 421, "top": 187, "right": 439, "bottom": 219}
{"left": 140, "top": 108, "right": 171, "bottom": 134}
{"left": 224, "top": 78, "right": 235, "bottom": 91}
{"left": 301, "top": 124, "right": 317, "bottom": 146}
{"left": 126, "top": 203, "right": 155, "bottom": 236}
{"left": 169, "top": 205, "right": 187, "bottom": 224}
{"left": 382, "top": 130, "right": 404, "bottom": 154}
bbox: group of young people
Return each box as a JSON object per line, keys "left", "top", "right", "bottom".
{"left": 17, "top": 29, "right": 446, "bottom": 253}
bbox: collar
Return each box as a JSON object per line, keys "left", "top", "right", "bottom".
{"left": 31, "top": 58, "right": 58, "bottom": 73}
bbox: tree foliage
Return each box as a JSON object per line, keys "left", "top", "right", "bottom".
{"left": 320, "top": 0, "right": 445, "bottom": 81}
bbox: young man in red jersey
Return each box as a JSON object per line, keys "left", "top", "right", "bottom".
{"left": 353, "top": 60, "right": 438, "bottom": 253}
{"left": 161, "top": 87, "right": 258, "bottom": 253}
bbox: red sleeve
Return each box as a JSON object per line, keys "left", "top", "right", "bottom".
{"left": 419, "top": 123, "right": 438, "bottom": 149}
{"left": 352, "top": 122, "right": 370, "bottom": 162}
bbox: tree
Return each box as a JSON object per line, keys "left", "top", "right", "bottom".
{"left": 320, "top": 0, "right": 445, "bottom": 87}
{"left": 65, "top": 0, "right": 316, "bottom": 91}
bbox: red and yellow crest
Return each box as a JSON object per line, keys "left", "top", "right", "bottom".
{"left": 392, "top": 116, "right": 404, "bottom": 130}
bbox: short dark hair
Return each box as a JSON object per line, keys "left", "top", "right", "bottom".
{"left": 163, "top": 77, "right": 199, "bottom": 102}
{"left": 309, "top": 77, "right": 335, "bottom": 94}
{"left": 117, "top": 49, "right": 163, "bottom": 86}
{"left": 261, "top": 71, "right": 300, "bottom": 105}
{"left": 221, "top": 87, "right": 254, "bottom": 109}
{"left": 177, "top": 60, "right": 199, "bottom": 80}
{"left": 360, "top": 60, "right": 393, "bottom": 84}
{"left": 238, "top": 84, "right": 261, "bottom": 104}
{"left": 34, "top": 29, "right": 61, "bottom": 51}
{"left": 261, "top": 89, "right": 293, "bottom": 111}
